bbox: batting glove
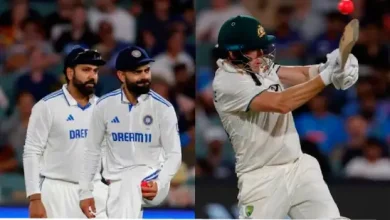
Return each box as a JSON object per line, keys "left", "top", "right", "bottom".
{"left": 318, "top": 52, "right": 338, "bottom": 86}
{"left": 331, "top": 54, "right": 359, "bottom": 90}
{"left": 319, "top": 49, "right": 341, "bottom": 73}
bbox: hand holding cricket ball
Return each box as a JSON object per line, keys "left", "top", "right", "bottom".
{"left": 141, "top": 181, "right": 158, "bottom": 200}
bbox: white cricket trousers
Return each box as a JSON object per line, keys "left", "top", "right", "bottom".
{"left": 41, "top": 178, "right": 108, "bottom": 218}
{"left": 106, "top": 166, "right": 162, "bottom": 218}
{"left": 238, "top": 154, "right": 340, "bottom": 219}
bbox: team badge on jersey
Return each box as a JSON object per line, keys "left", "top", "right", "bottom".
{"left": 245, "top": 205, "right": 254, "bottom": 218}
{"left": 143, "top": 115, "right": 153, "bottom": 126}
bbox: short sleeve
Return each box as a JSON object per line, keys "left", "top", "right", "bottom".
{"left": 213, "top": 72, "right": 267, "bottom": 113}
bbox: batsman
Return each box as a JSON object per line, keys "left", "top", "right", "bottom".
{"left": 212, "top": 15, "right": 359, "bottom": 219}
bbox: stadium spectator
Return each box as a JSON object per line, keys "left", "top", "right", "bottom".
{"left": 199, "top": 126, "right": 232, "bottom": 179}
{"left": 174, "top": 63, "right": 195, "bottom": 99}
{"left": 5, "top": 18, "right": 59, "bottom": 74}
{"left": 290, "top": 0, "right": 325, "bottom": 43}
{"left": 196, "top": 0, "right": 249, "bottom": 43}
{"left": 137, "top": 0, "right": 175, "bottom": 46}
{"left": 308, "top": 12, "right": 349, "bottom": 64}
{"left": 181, "top": 1, "right": 195, "bottom": 37}
{"left": 128, "top": 0, "right": 143, "bottom": 18}
{"left": 15, "top": 47, "right": 60, "bottom": 101}
{"left": 93, "top": 20, "right": 129, "bottom": 72}
{"left": 88, "top": 0, "right": 136, "bottom": 43}
{"left": 339, "top": 115, "right": 370, "bottom": 167}
{"left": 352, "top": 20, "right": 389, "bottom": 69}
{"left": 296, "top": 92, "right": 346, "bottom": 155}
{"left": 0, "top": 91, "right": 34, "bottom": 174}
{"left": 345, "top": 138, "right": 390, "bottom": 180}
{"left": 45, "top": 0, "right": 75, "bottom": 41}
{"left": 136, "top": 29, "right": 159, "bottom": 57}
{"left": 152, "top": 30, "right": 194, "bottom": 86}
{"left": 0, "top": 0, "right": 41, "bottom": 44}
{"left": 54, "top": 4, "right": 99, "bottom": 53}
{"left": 271, "top": 6, "right": 305, "bottom": 65}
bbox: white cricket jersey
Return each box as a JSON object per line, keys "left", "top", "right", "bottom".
{"left": 23, "top": 85, "right": 103, "bottom": 198}
{"left": 79, "top": 88, "right": 181, "bottom": 199}
{"left": 212, "top": 59, "right": 302, "bottom": 176}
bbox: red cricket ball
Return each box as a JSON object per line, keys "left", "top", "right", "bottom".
{"left": 338, "top": 0, "right": 354, "bottom": 15}
{"left": 141, "top": 181, "right": 149, "bottom": 187}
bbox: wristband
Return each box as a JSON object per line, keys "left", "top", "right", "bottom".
{"left": 319, "top": 69, "right": 332, "bottom": 86}
{"left": 308, "top": 65, "right": 320, "bottom": 79}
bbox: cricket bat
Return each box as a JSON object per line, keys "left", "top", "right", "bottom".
{"left": 339, "top": 19, "right": 360, "bottom": 69}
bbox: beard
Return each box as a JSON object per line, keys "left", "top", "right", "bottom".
{"left": 125, "top": 78, "right": 151, "bottom": 96}
{"left": 72, "top": 77, "right": 96, "bottom": 96}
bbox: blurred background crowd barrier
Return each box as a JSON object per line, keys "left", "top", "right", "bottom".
{"left": 195, "top": 0, "right": 390, "bottom": 219}
{"left": 0, "top": 0, "right": 194, "bottom": 218}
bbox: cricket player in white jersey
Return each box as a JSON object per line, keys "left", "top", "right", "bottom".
{"left": 79, "top": 46, "right": 182, "bottom": 218}
{"left": 212, "top": 15, "right": 359, "bottom": 219}
{"left": 23, "top": 48, "right": 108, "bottom": 218}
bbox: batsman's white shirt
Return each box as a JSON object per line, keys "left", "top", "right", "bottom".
{"left": 23, "top": 84, "right": 107, "bottom": 218}
{"left": 213, "top": 60, "right": 302, "bottom": 176}
{"left": 213, "top": 60, "right": 339, "bottom": 219}
{"left": 79, "top": 88, "right": 181, "bottom": 216}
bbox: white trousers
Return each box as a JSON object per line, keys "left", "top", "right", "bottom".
{"left": 41, "top": 178, "right": 108, "bottom": 218}
{"left": 238, "top": 154, "right": 340, "bottom": 219}
{"left": 106, "top": 167, "right": 167, "bottom": 218}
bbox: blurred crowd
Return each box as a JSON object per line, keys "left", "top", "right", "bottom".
{"left": 0, "top": 0, "right": 195, "bottom": 207}
{"left": 196, "top": 0, "right": 390, "bottom": 182}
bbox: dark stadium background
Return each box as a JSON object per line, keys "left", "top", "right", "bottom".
{"left": 0, "top": 0, "right": 195, "bottom": 218}
{"left": 195, "top": 0, "right": 390, "bottom": 219}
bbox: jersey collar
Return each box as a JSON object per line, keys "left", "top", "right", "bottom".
{"left": 217, "top": 59, "right": 245, "bottom": 74}
{"left": 62, "top": 84, "right": 96, "bottom": 107}
{"left": 120, "top": 88, "right": 149, "bottom": 105}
